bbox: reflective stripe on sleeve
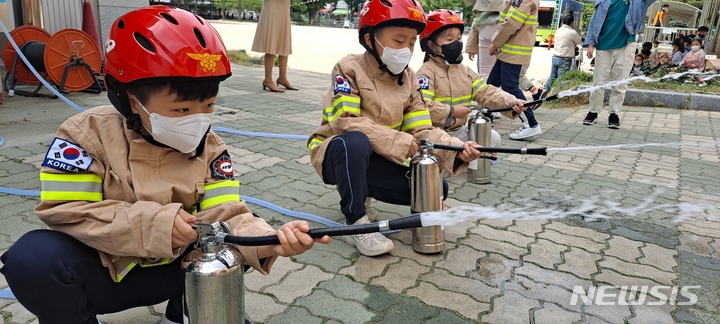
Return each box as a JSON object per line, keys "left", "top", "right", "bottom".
{"left": 324, "top": 96, "right": 361, "bottom": 122}
{"left": 421, "top": 90, "right": 436, "bottom": 101}
{"left": 500, "top": 43, "right": 534, "bottom": 55}
{"left": 307, "top": 137, "right": 324, "bottom": 152}
{"left": 472, "top": 79, "right": 488, "bottom": 97}
{"left": 401, "top": 110, "right": 432, "bottom": 132}
{"left": 39, "top": 172, "right": 103, "bottom": 202}
{"left": 199, "top": 180, "right": 241, "bottom": 210}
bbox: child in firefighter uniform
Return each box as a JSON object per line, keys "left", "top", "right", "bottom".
{"left": 0, "top": 6, "right": 329, "bottom": 324}
{"left": 488, "top": 0, "right": 543, "bottom": 140}
{"left": 416, "top": 9, "right": 525, "bottom": 142}
{"left": 307, "top": 0, "right": 523, "bottom": 257}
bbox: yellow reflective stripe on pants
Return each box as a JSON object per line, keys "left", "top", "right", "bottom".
{"left": 500, "top": 43, "right": 534, "bottom": 56}
{"left": 116, "top": 262, "right": 137, "bottom": 282}
{"left": 401, "top": 110, "right": 432, "bottom": 132}
{"left": 472, "top": 79, "right": 488, "bottom": 97}
{"left": 116, "top": 258, "right": 171, "bottom": 282}
{"left": 307, "top": 137, "right": 324, "bottom": 152}
{"left": 324, "top": 96, "right": 361, "bottom": 122}
{"left": 39, "top": 172, "right": 103, "bottom": 202}
{"left": 200, "top": 180, "right": 241, "bottom": 210}
{"left": 422, "top": 90, "right": 435, "bottom": 101}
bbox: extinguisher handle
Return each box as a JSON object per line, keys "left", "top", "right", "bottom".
{"left": 431, "top": 144, "right": 547, "bottom": 156}
{"left": 479, "top": 94, "right": 559, "bottom": 115}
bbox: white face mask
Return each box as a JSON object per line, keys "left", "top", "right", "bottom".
{"left": 691, "top": 45, "right": 700, "bottom": 52}
{"left": 375, "top": 38, "right": 412, "bottom": 75}
{"left": 135, "top": 99, "right": 213, "bottom": 153}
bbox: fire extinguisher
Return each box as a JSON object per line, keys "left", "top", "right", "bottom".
{"left": 182, "top": 222, "right": 245, "bottom": 324}
{"left": 409, "top": 140, "right": 445, "bottom": 254}
{"left": 467, "top": 111, "right": 493, "bottom": 184}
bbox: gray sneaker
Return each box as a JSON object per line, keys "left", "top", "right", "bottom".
{"left": 344, "top": 215, "right": 394, "bottom": 256}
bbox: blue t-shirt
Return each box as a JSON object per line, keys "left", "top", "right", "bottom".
{"left": 597, "top": 0, "right": 635, "bottom": 50}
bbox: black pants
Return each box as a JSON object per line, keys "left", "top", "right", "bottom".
{"left": 322, "top": 131, "right": 448, "bottom": 224}
{"left": 487, "top": 59, "right": 539, "bottom": 127}
{"left": 1, "top": 230, "right": 185, "bottom": 324}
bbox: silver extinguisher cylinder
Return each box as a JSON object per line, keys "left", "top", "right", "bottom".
{"left": 467, "top": 112, "right": 492, "bottom": 184}
{"left": 410, "top": 143, "right": 445, "bottom": 254}
{"left": 183, "top": 231, "right": 245, "bottom": 324}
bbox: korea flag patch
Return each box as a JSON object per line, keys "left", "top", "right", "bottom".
{"left": 42, "top": 137, "right": 93, "bottom": 172}
{"left": 418, "top": 76, "right": 429, "bottom": 90}
{"left": 333, "top": 74, "right": 351, "bottom": 95}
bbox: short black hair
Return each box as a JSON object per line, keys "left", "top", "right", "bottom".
{"left": 125, "top": 79, "right": 220, "bottom": 105}
{"left": 698, "top": 26, "right": 709, "bottom": 32}
{"left": 561, "top": 14, "right": 574, "bottom": 26}
{"left": 641, "top": 48, "right": 651, "bottom": 56}
{"left": 662, "top": 4, "right": 669, "bottom": 7}
{"left": 642, "top": 42, "right": 653, "bottom": 49}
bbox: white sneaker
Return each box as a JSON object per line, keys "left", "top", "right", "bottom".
{"left": 344, "top": 215, "right": 394, "bottom": 256}
{"left": 509, "top": 125, "right": 542, "bottom": 140}
{"left": 364, "top": 198, "right": 378, "bottom": 222}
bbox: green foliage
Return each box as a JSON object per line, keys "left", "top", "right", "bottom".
{"left": 239, "top": 0, "right": 264, "bottom": 12}
{"left": 418, "top": 0, "right": 474, "bottom": 24}
{"left": 558, "top": 70, "right": 594, "bottom": 83}
{"left": 580, "top": 2, "right": 594, "bottom": 35}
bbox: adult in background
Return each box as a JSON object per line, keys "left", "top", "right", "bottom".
{"left": 652, "top": 4, "right": 668, "bottom": 42}
{"left": 544, "top": 14, "right": 581, "bottom": 93}
{"left": 252, "top": 0, "right": 298, "bottom": 92}
{"left": 582, "top": 0, "right": 656, "bottom": 129}
{"left": 696, "top": 26, "right": 710, "bottom": 48}
{"left": 464, "top": 0, "right": 503, "bottom": 80}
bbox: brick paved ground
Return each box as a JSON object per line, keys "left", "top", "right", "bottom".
{"left": 1, "top": 64, "right": 719, "bottom": 323}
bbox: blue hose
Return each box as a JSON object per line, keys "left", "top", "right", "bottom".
{"left": 212, "top": 126, "right": 308, "bottom": 140}
{"left": 0, "top": 135, "right": 5, "bottom": 148}
{"left": 0, "top": 289, "right": 15, "bottom": 299}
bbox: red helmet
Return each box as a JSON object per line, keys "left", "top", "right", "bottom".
{"left": 358, "top": 0, "right": 427, "bottom": 44}
{"left": 104, "top": 5, "right": 231, "bottom": 84}
{"left": 420, "top": 10, "right": 464, "bottom": 52}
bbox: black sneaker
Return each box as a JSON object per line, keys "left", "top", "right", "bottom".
{"left": 532, "top": 88, "right": 544, "bottom": 101}
{"left": 582, "top": 112, "right": 598, "bottom": 125}
{"left": 608, "top": 113, "right": 620, "bottom": 129}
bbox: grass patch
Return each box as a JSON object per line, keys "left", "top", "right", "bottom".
{"left": 226, "top": 50, "right": 263, "bottom": 66}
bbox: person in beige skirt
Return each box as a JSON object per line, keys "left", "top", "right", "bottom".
{"left": 252, "top": 0, "right": 297, "bottom": 92}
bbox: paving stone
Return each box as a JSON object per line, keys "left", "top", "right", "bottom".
{"left": 467, "top": 253, "right": 519, "bottom": 287}
{"left": 470, "top": 224, "right": 535, "bottom": 247}
{"left": 244, "top": 257, "right": 304, "bottom": 291}
{"left": 537, "top": 229, "right": 606, "bottom": 253}
{"left": 379, "top": 294, "right": 438, "bottom": 323}
{"left": 267, "top": 306, "right": 323, "bottom": 324}
{"left": 420, "top": 269, "right": 500, "bottom": 303}
{"left": 338, "top": 254, "right": 398, "bottom": 284}
{"left": 264, "top": 265, "right": 334, "bottom": 303}
{"left": 593, "top": 268, "right": 664, "bottom": 288}
{"left": 435, "top": 245, "right": 486, "bottom": 277}
{"left": 460, "top": 235, "right": 528, "bottom": 260}
{"left": 406, "top": 281, "right": 489, "bottom": 320}
{"left": 545, "top": 221, "right": 611, "bottom": 244}
{"left": 482, "top": 290, "right": 539, "bottom": 324}
{"left": 583, "top": 303, "right": 632, "bottom": 324}
{"left": 318, "top": 276, "right": 402, "bottom": 313}
{"left": 557, "top": 248, "right": 601, "bottom": 279}
{"left": 533, "top": 303, "right": 582, "bottom": 324}
{"left": 599, "top": 256, "right": 676, "bottom": 285}
{"left": 505, "top": 276, "right": 581, "bottom": 312}
{"left": 388, "top": 240, "right": 445, "bottom": 267}
{"left": 604, "top": 235, "right": 644, "bottom": 262}
{"left": 638, "top": 243, "right": 678, "bottom": 272}
{"left": 0, "top": 302, "right": 36, "bottom": 324}
{"left": 514, "top": 263, "right": 593, "bottom": 290}
{"left": 295, "top": 289, "right": 376, "bottom": 324}
{"left": 424, "top": 308, "right": 476, "bottom": 324}
{"left": 507, "top": 220, "right": 548, "bottom": 237}
{"left": 370, "top": 259, "right": 429, "bottom": 294}
{"left": 628, "top": 304, "right": 676, "bottom": 324}
{"left": 523, "top": 239, "right": 567, "bottom": 269}
{"left": 244, "top": 291, "right": 288, "bottom": 323}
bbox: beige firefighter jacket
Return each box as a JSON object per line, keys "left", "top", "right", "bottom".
{"left": 492, "top": 0, "right": 539, "bottom": 65}
{"left": 307, "top": 52, "right": 467, "bottom": 179}
{"left": 35, "top": 106, "right": 277, "bottom": 282}
{"left": 416, "top": 56, "right": 519, "bottom": 130}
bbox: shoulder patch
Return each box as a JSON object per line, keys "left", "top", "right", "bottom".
{"left": 512, "top": 0, "right": 522, "bottom": 7}
{"left": 333, "top": 74, "right": 351, "bottom": 95}
{"left": 418, "top": 76, "right": 429, "bottom": 90}
{"left": 210, "top": 151, "right": 235, "bottom": 180}
{"left": 41, "top": 137, "right": 93, "bottom": 173}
